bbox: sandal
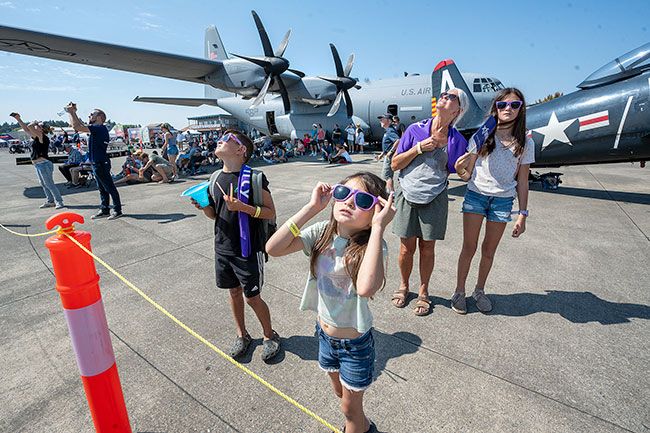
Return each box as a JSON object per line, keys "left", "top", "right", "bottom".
{"left": 229, "top": 333, "right": 252, "bottom": 358}
{"left": 391, "top": 288, "right": 409, "bottom": 308}
{"left": 413, "top": 295, "right": 431, "bottom": 316}
{"left": 261, "top": 330, "right": 281, "bottom": 362}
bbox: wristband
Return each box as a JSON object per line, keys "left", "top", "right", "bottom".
{"left": 518, "top": 210, "right": 529, "bottom": 217}
{"left": 287, "top": 219, "right": 301, "bottom": 237}
{"left": 254, "top": 206, "right": 262, "bottom": 218}
{"left": 416, "top": 142, "right": 423, "bottom": 155}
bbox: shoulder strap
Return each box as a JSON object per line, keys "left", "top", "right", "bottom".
{"left": 251, "top": 169, "right": 263, "bottom": 207}
{"left": 208, "top": 169, "right": 222, "bottom": 199}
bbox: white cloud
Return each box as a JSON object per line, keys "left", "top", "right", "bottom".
{"left": 26, "top": 7, "right": 41, "bottom": 12}
{"left": 0, "top": 1, "right": 16, "bottom": 8}
{"left": 138, "top": 12, "right": 156, "bottom": 18}
{"left": 134, "top": 15, "right": 162, "bottom": 30}
{"left": 59, "top": 68, "right": 101, "bottom": 80}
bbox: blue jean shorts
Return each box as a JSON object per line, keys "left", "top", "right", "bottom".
{"left": 316, "top": 323, "right": 375, "bottom": 392}
{"left": 167, "top": 145, "right": 179, "bottom": 156}
{"left": 462, "top": 189, "right": 514, "bottom": 223}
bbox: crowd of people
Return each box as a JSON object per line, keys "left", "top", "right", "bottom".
{"left": 185, "top": 87, "right": 533, "bottom": 433}
{"left": 12, "top": 86, "right": 533, "bottom": 432}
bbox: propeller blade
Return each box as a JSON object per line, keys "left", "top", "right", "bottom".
{"left": 343, "top": 90, "right": 354, "bottom": 118}
{"left": 275, "top": 29, "right": 291, "bottom": 57}
{"left": 329, "top": 43, "right": 344, "bottom": 77}
{"left": 327, "top": 91, "right": 344, "bottom": 117}
{"left": 344, "top": 53, "right": 355, "bottom": 77}
{"left": 354, "top": 84, "right": 362, "bottom": 90}
{"left": 250, "top": 75, "right": 272, "bottom": 108}
{"left": 251, "top": 10, "right": 274, "bottom": 57}
{"left": 276, "top": 75, "right": 291, "bottom": 113}
{"left": 288, "top": 68, "right": 306, "bottom": 78}
{"left": 231, "top": 53, "right": 269, "bottom": 69}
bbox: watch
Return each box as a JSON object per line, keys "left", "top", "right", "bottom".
{"left": 518, "top": 210, "right": 529, "bottom": 217}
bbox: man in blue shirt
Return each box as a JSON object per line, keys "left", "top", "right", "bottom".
{"left": 58, "top": 142, "right": 83, "bottom": 185}
{"left": 376, "top": 113, "right": 400, "bottom": 192}
{"left": 66, "top": 103, "right": 122, "bottom": 220}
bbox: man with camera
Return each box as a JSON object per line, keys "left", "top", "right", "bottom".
{"left": 65, "top": 102, "right": 122, "bottom": 220}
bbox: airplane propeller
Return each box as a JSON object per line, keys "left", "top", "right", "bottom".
{"left": 231, "top": 11, "right": 292, "bottom": 112}
{"left": 318, "top": 44, "right": 360, "bottom": 117}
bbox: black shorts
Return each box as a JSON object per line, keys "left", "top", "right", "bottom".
{"left": 215, "top": 251, "right": 265, "bottom": 298}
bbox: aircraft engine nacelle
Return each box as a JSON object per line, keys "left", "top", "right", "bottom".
{"left": 206, "top": 58, "right": 267, "bottom": 96}
{"left": 290, "top": 77, "right": 338, "bottom": 106}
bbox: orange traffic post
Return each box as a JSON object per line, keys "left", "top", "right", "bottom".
{"left": 44, "top": 212, "right": 132, "bottom": 433}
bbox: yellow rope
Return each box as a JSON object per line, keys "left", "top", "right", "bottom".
{"left": 0, "top": 223, "right": 58, "bottom": 237}
{"left": 61, "top": 233, "right": 341, "bottom": 433}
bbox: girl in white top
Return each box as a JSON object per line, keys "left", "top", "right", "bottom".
{"left": 452, "top": 88, "right": 535, "bottom": 314}
{"left": 266, "top": 172, "right": 396, "bottom": 433}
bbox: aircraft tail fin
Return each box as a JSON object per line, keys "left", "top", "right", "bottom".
{"left": 204, "top": 25, "right": 233, "bottom": 99}
{"left": 431, "top": 59, "right": 484, "bottom": 130}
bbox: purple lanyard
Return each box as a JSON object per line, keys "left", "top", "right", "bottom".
{"left": 238, "top": 165, "right": 252, "bottom": 257}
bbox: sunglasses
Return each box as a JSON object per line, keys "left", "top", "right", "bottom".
{"left": 495, "top": 101, "right": 523, "bottom": 110}
{"left": 332, "top": 184, "right": 378, "bottom": 211}
{"left": 440, "top": 92, "right": 459, "bottom": 102}
{"left": 218, "top": 132, "right": 243, "bottom": 146}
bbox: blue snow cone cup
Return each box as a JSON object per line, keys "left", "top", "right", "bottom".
{"left": 181, "top": 181, "right": 210, "bottom": 208}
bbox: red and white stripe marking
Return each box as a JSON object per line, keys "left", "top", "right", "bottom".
{"left": 578, "top": 110, "right": 609, "bottom": 132}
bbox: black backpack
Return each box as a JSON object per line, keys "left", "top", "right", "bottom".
{"left": 209, "top": 169, "right": 277, "bottom": 261}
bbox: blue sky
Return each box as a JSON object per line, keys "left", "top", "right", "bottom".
{"left": 1, "top": 0, "right": 648, "bottom": 129}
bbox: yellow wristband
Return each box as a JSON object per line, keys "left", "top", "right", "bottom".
{"left": 254, "top": 206, "right": 261, "bottom": 218}
{"left": 287, "top": 219, "right": 301, "bottom": 237}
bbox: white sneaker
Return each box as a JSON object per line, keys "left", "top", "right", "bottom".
{"left": 55, "top": 203, "right": 65, "bottom": 209}
{"left": 39, "top": 202, "right": 55, "bottom": 208}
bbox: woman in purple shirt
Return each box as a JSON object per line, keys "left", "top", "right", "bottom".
{"left": 390, "top": 88, "right": 468, "bottom": 316}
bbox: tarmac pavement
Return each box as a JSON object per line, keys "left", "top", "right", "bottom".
{"left": 0, "top": 149, "right": 648, "bottom": 433}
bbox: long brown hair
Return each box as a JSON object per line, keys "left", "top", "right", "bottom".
{"left": 309, "top": 172, "right": 388, "bottom": 290}
{"left": 479, "top": 88, "right": 527, "bottom": 157}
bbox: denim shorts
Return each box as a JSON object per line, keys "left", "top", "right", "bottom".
{"left": 462, "top": 189, "right": 514, "bottom": 223}
{"left": 316, "top": 323, "right": 375, "bottom": 392}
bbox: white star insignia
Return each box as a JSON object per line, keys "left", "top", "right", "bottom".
{"left": 533, "top": 112, "right": 576, "bottom": 150}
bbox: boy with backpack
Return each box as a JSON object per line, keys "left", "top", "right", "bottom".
{"left": 190, "top": 129, "right": 281, "bottom": 361}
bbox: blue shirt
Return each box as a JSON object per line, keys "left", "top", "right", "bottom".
{"left": 65, "top": 147, "right": 83, "bottom": 165}
{"left": 87, "top": 124, "right": 110, "bottom": 163}
{"left": 382, "top": 125, "right": 400, "bottom": 153}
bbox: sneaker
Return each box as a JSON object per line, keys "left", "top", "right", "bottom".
{"left": 91, "top": 210, "right": 110, "bottom": 219}
{"left": 260, "top": 330, "right": 281, "bottom": 362}
{"left": 107, "top": 211, "right": 123, "bottom": 220}
{"left": 229, "top": 333, "right": 252, "bottom": 358}
{"left": 450, "top": 292, "right": 467, "bottom": 314}
{"left": 39, "top": 202, "right": 55, "bottom": 208}
{"left": 472, "top": 289, "right": 493, "bottom": 313}
{"left": 55, "top": 203, "right": 65, "bottom": 210}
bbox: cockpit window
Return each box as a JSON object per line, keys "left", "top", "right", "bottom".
{"left": 579, "top": 42, "right": 650, "bottom": 89}
{"left": 473, "top": 77, "right": 505, "bottom": 93}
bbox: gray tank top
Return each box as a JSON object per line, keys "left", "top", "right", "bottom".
{"left": 398, "top": 147, "right": 448, "bottom": 204}
{"left": 167, "top": 134, "right": 177, "bottom": 148}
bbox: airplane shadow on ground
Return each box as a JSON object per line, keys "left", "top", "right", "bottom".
{"left": 467, "top": 290, "right": 650, "bottom": 324}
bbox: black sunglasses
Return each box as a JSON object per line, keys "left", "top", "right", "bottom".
{"left": 332, "top": 184, "right": 378, "bottom": 211}
{"left": 440, "top": 92, "right": 459, "bottom": 102}
{"left": 495, "top": 101, "right": 523, "bottom": 110}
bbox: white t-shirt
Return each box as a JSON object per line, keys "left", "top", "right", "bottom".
{"left": 299, "top": 221, "right": 387, "bottom": 333}
{"left": 341, "top": 151, "right": 352, "bottom": 162}
{"left": 468, "top": 136, "right": 535, "bottom": 198}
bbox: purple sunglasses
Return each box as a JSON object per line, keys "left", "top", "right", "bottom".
{"left": 219, "top": 132, "right": 243, "bottom": 146}
{"left": 332, "top": 184, "right": 378, "bottom": 211}
{"left": 495, "top": 100, "right": 523, "bottom": 110}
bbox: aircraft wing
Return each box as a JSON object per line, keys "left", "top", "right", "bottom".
{"left": 0, "top": 25, "right": 221, "bottom": 84}
{"left": 134, "top": 97, "right": 219, "bottom": 106}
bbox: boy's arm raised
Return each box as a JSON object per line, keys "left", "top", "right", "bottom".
{"left": 266, "top": 182, "right": 332, "bottom": 257}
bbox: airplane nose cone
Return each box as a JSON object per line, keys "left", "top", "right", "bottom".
{"left": 269, "top": 57, "right": 289, "bottom": 74}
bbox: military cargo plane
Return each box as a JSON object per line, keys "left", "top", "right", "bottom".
{"left": 1, "top": 11, "right": 648, "bottom": 187}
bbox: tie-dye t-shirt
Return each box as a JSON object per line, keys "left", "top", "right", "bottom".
{"left": 299, "top": 221, "right": 388, "bottom": 333}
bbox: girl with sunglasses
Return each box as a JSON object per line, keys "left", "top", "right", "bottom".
{"left": 390, "top": 88, "right": 468, "bottom": 316}
{"left": 451, "top": 88, "right": 535, "bottom": 314}
{"left": 266, "top": 172, "right": 396, "bottom": 433}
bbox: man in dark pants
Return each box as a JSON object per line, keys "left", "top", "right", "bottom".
{"left": 58, "top": 142, "right": 83, "bottom": 185}
{"left": 66, "top": 102, "right": 123, "bottom": 220}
